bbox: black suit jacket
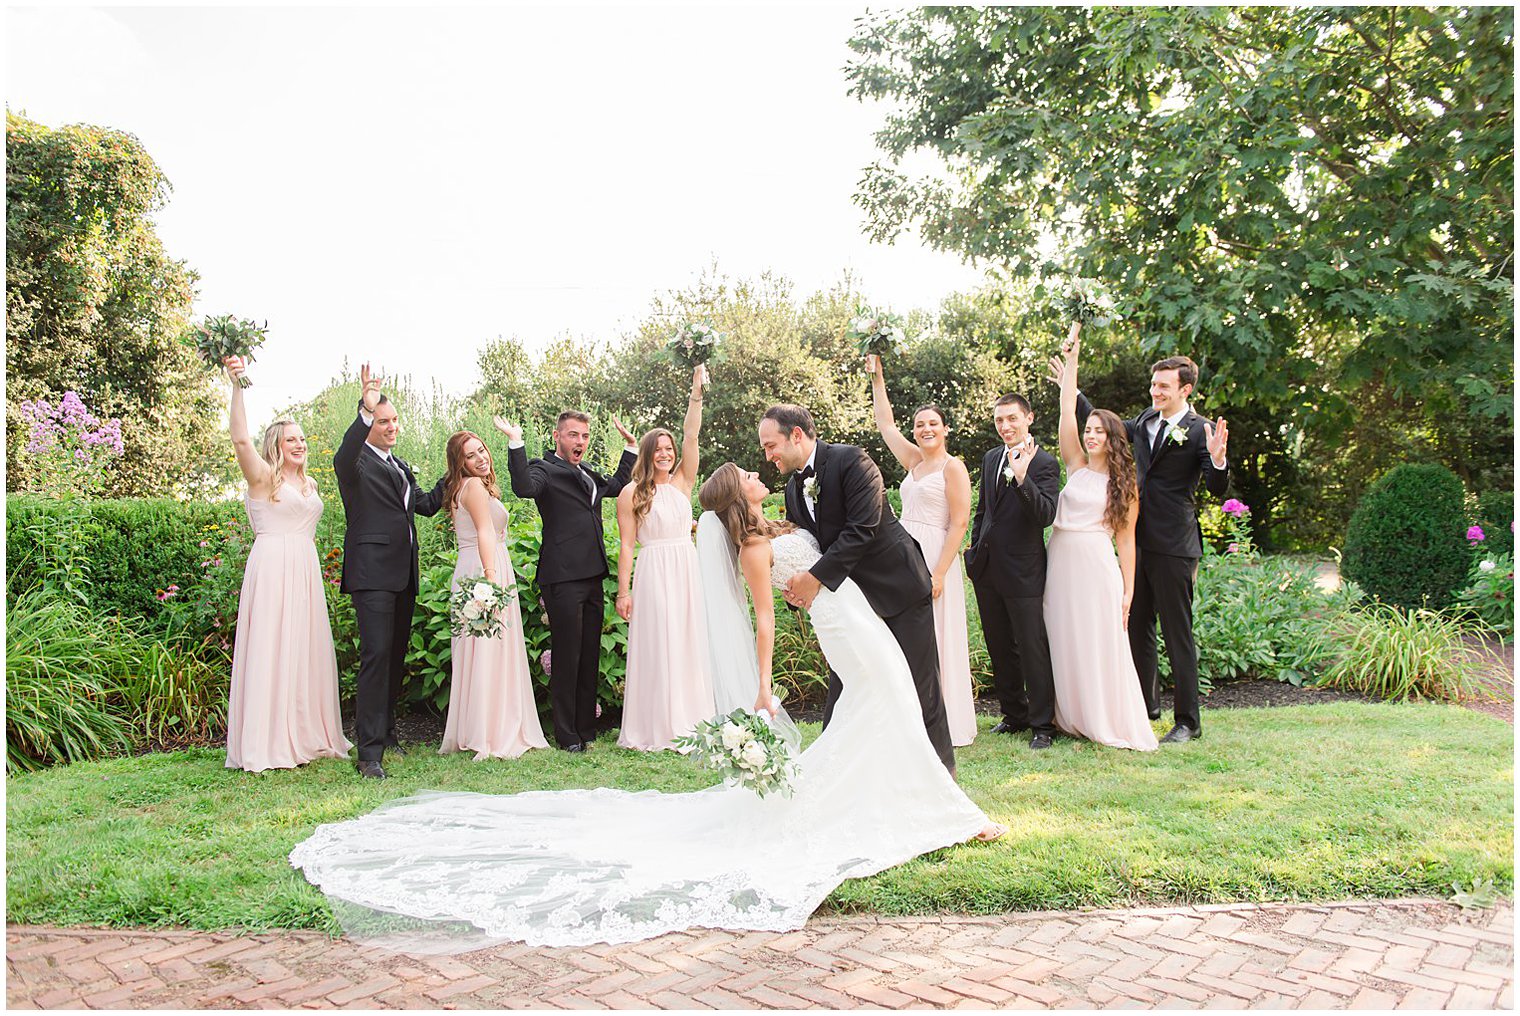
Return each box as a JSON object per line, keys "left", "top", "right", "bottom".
{"left": 784, "top": 441, "right": 932, "bottom": 618}
{"left": 333, "top": 411, "right": 446, "bottom": 594}
{"left": 964, "top": 444, "right": 1060, "bottom": 599}
{"left": 507, "top": 444, "right": 636, "bottom": 586}
{"left": 1078, "top": 395, "right": 1230, "bottom": 558}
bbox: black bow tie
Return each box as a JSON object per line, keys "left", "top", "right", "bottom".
{"left": 798, "top": 465, "right": 815, "bottom": 481}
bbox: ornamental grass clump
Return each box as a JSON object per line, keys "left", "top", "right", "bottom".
{"left": 1309, "top": 602, "right": 1504, "bottom": 703}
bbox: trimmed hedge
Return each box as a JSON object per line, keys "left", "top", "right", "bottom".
{"left": 1343, "top": 464, "right": 1471, "bottom": 611}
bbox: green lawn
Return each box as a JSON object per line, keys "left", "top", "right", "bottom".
{"left": 6, "top": 703, "right": 1511, "bottom": 934}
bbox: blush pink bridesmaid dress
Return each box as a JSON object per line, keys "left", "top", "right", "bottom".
{"left": 226, "top": 482, "right": 353, "bottom": 772}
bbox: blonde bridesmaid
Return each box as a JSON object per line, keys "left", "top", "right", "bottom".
{"left": 866, "top": 354, "right": 978, "bottom": 746}
{"left": 222, "top": 356, "right": 352, "bottom": 772}
{"left": 614, "top": 366, "right": 715, "bottom": 750}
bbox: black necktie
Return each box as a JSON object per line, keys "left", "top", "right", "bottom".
{"left": 1151, "top": 417, "right": 1168, "bottom": 460}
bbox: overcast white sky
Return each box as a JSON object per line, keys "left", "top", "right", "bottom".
{"left": 7, "top": 4, "right": 991, "bottom": 425}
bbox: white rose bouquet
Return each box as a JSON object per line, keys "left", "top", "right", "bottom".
{"left": 673, "top": 706, "right": 800, "bottom": 798}
{"left": 448, "top": 579, "right": 519, "bottom": 638}
{"left": 1056, "top": 277, "right": 1117, "bottom": 328}
{"left": 666, "top": 322, "right": 723, "bottom": 370}
{"left": 847, "top": 306, "right": 906, "bottom": 359}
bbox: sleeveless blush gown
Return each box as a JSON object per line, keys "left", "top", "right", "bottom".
{"left": 290, "top": 530, "right": 989, "bottom": 949}
{"left": 440, "top": 496, "right": 548, "bottom": 759}
{"left": 226, "top": 483, "right": 352, "bottom": 772}
{"left": 618, "top": 483, "right": 715, "bottom": 750}
{"left": 1044, "top": 468, "right": 1159, "bottom": 751}
{"left": 900, "top": 466, "right": 977, "bottom": 746}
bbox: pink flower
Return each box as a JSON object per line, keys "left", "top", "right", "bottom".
{"left": 540, "top": 649, "right": 552, "bottom": 676}
{"left": 1221, "top": 499, "right": 1248, "bottom": 516}
{"left": 1226, "top": 543, "right": 1239, "bottom": 554}
{"left": 1467, "top": 525, "right": 1486, "bottom": 543}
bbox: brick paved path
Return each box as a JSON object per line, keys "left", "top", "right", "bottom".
{"left": 7, "top": 898, "right": 1511, "bottom": 1009}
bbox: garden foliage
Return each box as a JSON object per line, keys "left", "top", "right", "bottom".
{"left": 1342, "top": 464, "right": 1472, "bottom": 611}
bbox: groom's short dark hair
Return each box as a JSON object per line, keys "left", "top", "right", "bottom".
{"left": 556, "top": 410, "right": 591, "bottom": 428}
{"left": 994, "top": 393, "right": 1032, "bottom": 414}
{"left": 1151, "top": 355, "right": 1198, "bottom": 389}
{"left": 762, "top": 404, "right": 816, "bottom": 439}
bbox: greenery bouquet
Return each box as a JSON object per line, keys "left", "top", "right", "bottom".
{"left": 182, "top": 314, "right": 268, "bottom": 388}
{"left": 1056, "top": 277, "right": 1116, "bottom": 327}
{"left": 847, "top": 307, "right": 906, "bottom": 358}
{"left": 448, "top": 579, "right": 518, "bottom": 639}
{"left": 674, "top": 706, "right": 800, "bottom": 798}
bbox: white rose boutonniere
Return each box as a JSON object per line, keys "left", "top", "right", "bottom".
{"left": 803, "top": 475, "right": 819, "bottom": 503}
{"left": 1166, "top": 422, "right": 1188, "bottom": 446}
{"left": 1002, "top": 462, "right": 1016, "bottom": 483}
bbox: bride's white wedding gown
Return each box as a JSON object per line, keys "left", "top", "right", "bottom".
{"left": 289, "top": 531, "right": 989, "bottom": 950}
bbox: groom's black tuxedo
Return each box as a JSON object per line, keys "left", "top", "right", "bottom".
{"left": 508, "top": 444, "right": 636, "bottom": 748}
{"left": 964, "top": 444, "right": 1060, "bottom": 737}
{"left": 784, "top": 441, "right": 954, "bottom": 772}
{"left": 1077, "top": 395, "right": 1230, "bottom": 733}
{"left": 333, "top": 409, "right": 447, "bottom": 762}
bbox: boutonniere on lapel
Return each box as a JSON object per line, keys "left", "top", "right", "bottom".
{"left": 803, "top": 475, "right": 819, "bottom": 504}
{"left": 1001, "top": 461, "right": 1016, "bottom": 483}
{"left": 1165, "top": 422, "right": 1188, "bottom": 446}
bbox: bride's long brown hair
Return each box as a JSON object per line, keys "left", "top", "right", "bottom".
{"left": 442, "top": 430, "right": 501, "bottom": 511}
{"left": 698, "top": 462, "right": 792, "bottom": 549}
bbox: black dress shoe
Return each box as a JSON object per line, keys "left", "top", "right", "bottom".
{"left": 561, "top": 743, "right": 586, "bottom": 753}
{"left": 385, "top": 743, "right": 407, "bottom": 759}
{"left": 355, "top": 760, "right": 387, "bottom": 779}
{"left": 991, "top": 719, "right": 1029, "bottom": 735}
{"left": 1160, "top": 724, "right": 1199, "bottom": 744}
{"left": 1030, "top": 733, "right": 1054, "bottom": 750}
{"left": 1148, "top": 709, "right": 1162, "bottom": 722}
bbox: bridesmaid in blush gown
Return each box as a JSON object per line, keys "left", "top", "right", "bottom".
{"left": 439, "top": 429, "right": 548, "bottom": 760}
{"left": 866, "top": 354, "right": 977, "bottom": 746}
{"left": 222, "top": 357, "right": 352, "bottom": 772}
{"left": 615, "top": 366, "right": 715, "bottom": 751}
{"left": 1044, "top": 325, "right": 1157, "bottom": 751}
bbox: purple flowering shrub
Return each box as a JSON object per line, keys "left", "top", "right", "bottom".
{"left": 18, "top": 393, "right": 125, "bottom": 497}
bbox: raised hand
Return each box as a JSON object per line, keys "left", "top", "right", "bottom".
{"left": 1206, "top": 417, "right": 1229, "bottom": 465}
{"left": 360, "top": 362, "right": 384, "bottom": 413}
{"left": 1045, "top": 355, "right": 1066, "bottom": 388}
{"left": 1009, "top": 439, "right": 1037, "bottom": 483}
{"left": 611, "top": 414, "right": 636, "bottom": 447}
{"left": 864, "top": 353, "right": 882, "bottom": 378}
{"left": 223, "top": 355, "right": 248, "bottom": 386}
{"left": 493, "top": 416, "right": 523, "bottom": 443}
{"left": 1064, "top": 320, "right": 1082, "bottom": 357}
{"left": 692, "top": 363, "right": 709, "bottom": 390}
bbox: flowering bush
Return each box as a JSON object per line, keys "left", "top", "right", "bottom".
{"left": 1219, "top": 499, "right": 1256, "bottom": 557}
{"left": 1455, "top": 553, "right": 1514, "bottom": 640}
{"left": 17, "top": 393, "right": 125, "bottom": 497}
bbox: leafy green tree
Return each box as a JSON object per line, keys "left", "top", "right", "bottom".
{"left": 6, "top": 112, "right": 222, "bottom": 496}
{"left": 847, "top": 7, "right": 1514, "bottom": 543}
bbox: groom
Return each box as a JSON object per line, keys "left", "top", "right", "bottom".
{"left": 759, "top": 403, "right": 955, "bottom": 774}
{"left": 333, "top": 364, "right": 447, "bottom": 779}
{"left": 1065, "top": 353, "right": 1229, "bottom": 743}
{"left": 505, "top": 411, "right": 637, "bottom": 752}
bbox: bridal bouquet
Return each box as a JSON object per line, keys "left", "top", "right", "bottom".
{"left": 1056, "top": 277, "right": 1117, "bottom": 328}
{"left": 847, "top": 307, "right": 906, "bottom": 358}
{"left": 666, "top": 322, "right": 723, "bottom": 370}
{"left": 181, "top": 314, "right": 269, "bottom": 388}
{"left": 674, "top": 706, "right": 800, "bottom": 798}
{"left": 449, "top": 579, "right": 518, "bottom": 639}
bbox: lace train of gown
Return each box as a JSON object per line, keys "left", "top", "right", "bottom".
{"left": 289, "top": 531, "right": 989, "bottom": 950}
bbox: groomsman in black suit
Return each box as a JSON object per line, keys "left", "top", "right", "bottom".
{"left": 503, "top": 411, "right": 636, "bottom": 752}
{"left": 760, "top": 403, "right": 956, "bottom": 775}
{"left": 964, "top": 394, "right": 1062, "bottom": 750}
{"left": 1066, "top": 354, "right": 1229, "bottom": 743}
{"left": 333, "top": 365, "right": 447, "bottom": 779}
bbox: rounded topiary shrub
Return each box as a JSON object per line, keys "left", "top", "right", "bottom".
{"left": 1343, "top": 464, "right": 1470, "bottom": 611}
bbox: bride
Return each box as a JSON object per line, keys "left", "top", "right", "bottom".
{"left": 289, "top": 461, "right": 1003, "bottom": 951}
